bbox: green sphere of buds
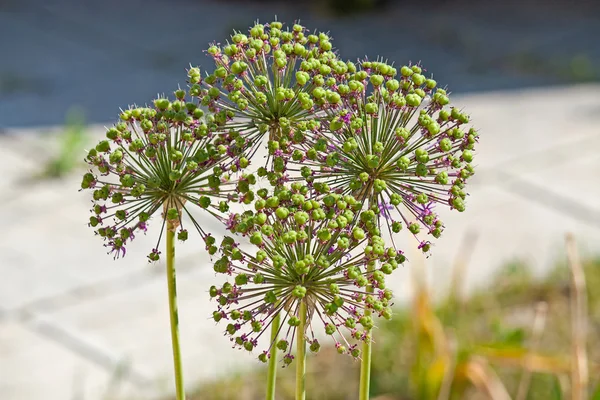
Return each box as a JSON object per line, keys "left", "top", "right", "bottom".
{"left": 190, "top": 20, "right": 353, "bottom": 170}
{"left": 284, "top": 60, "right": 478, "bottom": 253}
{"left": 81, "top": 91, "right": 250, "bottom": 261}
{"left": 211, "top": 185, "right": 400, "bottom": 363}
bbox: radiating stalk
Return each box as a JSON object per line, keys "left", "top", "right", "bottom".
{"left": 295, "top": 301, "right": 307, "bottom": 400}
{"left": 166, "top": 229, "right": 185, "bottom": 400}
{"left": 265, "top": 314, "right": 281, "bottom": 400}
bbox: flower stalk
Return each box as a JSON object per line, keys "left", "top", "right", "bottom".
{"left": 166, "top": 227, "right": 185, "bottom": 400}
{"left": 296, "top": 300, "right": 307, "bottom": 400}
{"left": 266, "top": 313, "right": 280, "bottom": 400}
{"left": 358, "top": 262, "right": 374, "bottom": 400}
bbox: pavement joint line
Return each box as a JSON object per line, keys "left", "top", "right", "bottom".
{"left": 19, "top": 311, "right": 153, "bottom": 389}
{"left": 12, "top": 249, "right": 207, "bottom": 315}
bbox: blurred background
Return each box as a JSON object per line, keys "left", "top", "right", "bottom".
{"left": 1, "top": 0, "right": 599, "bottom": 399}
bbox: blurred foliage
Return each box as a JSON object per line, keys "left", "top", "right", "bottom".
{"left": 186, "top": 252, "right": 600, "bottom": 400}
{"left": 38, "top": 107, "right": 88, "bottom": 180}
{"left": 0, "top": 70, "right": 49, "bottom": 95}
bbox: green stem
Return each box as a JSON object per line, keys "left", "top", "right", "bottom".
{"left": 166, "top": 229, "right": 186, "bottom": 400}
{"left": 264, "top": 123, "right": 283, "bottom": 400}
{"left": 295, "top": 301, "right": 307, "bottom": 400}
{"left": 266, "top": 314, "right": 280, "bottom": 400}
{"left": 359, "top": 263, "right": 374, "bottom": 400}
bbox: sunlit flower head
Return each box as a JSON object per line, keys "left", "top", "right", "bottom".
{"left": 209, "top": 183, "right": 404, "bottom": 364}
{"left": 285, "top": 60, "right": 478, "bottom": 252}
{"left": 81, "top": 89, "right": 255, "bottom": 261}
{"left": 187, "top": 20, "right": 356, "bottom": 184}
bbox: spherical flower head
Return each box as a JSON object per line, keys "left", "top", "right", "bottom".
{"left": 81, "top": 90, "right": 255, "bottom": 261}
{"left": 189, "top": 20, "right": 355, "bottom": 179}
{"left": 210, "top": 183, "right": 401, "bottom": 364}
{"left": 285, "top": 60, "right": 478, "bottom": 252}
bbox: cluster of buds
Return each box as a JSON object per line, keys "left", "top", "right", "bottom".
{"left": 81, "top": 19, "right": 478, "bottom": 368}
{"left": 210, "top": 183, "right": 404, "bottom": 364}
{"left": 187, "top": 20, "right": 357, "bottom": 182}
{"left": 81, "top": 89, "right": 252, "bottom": 261}
{"left": 283, "top": 59, "right": 478, "bottom": 252}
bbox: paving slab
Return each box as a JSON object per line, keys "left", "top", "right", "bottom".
{"left": 0, "top": 143, "right": 38, "bottom": 196}
{"left": 0, "top": 320, "right": 139, "bottom": 400}
{"left": 32, "top": 260, "right": 252, "bottom": 399}
{"left": 456, "top": 84, "right": 600, "bottom": 170}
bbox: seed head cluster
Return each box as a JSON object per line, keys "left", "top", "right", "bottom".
{"left": 81, "top": 19, "right": 478, "bottom": 366}
{"left": 81, "top": 89, "right": 252, "bottom": 261}
{"left": 210, "top": 184, "right": 403, "bottom": 364}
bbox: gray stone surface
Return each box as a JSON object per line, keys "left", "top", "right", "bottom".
{"left": 0, "top": 321, "right": 139, "bottom": 400}
{"left": 1, "top": 84, "right": 599, "bottom": 399}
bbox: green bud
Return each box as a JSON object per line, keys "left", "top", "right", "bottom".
{"left": 452, "top": 197, "right": 465, "bottom": 212}
{"left": 386, "top": 79, "right": 400, "bottom": 91}
{"left": 415, "top": 163, "right": 428, "bottom": 177}
{"left": 440, "top": 138, "right": 452, "bottom": 152}
{"left": 370, "top": 74, "right": 384, "bottom": 86}
{"left": 434, "top": 170, "right": 448, "bottom": 184}
{"left": 406, "top": 94, "right": 422, "bottom": 107}
{"left": 416, "top": 193, "right": 428, "bottom": 204}
{"left": 109, "top": 150, "right": 123, "bottom": 164}
{"left": 462, "top": 149, "right": 474, "bottom": 163}
{"left": 326, "top": 91, "right": 341, "bottom": 104}
{"left": 325, "top": 323, "right": 336, "bottom": 335}
{"left": 408, "top": 223, "right": 420, "bottom": 234}
{"left": 292, "top": 285, "right": 307, "bottom": 298}
{"left": 310, "top": 340, "right": 320, "bottom": 353}
{"left": 415, "top": 148, "right": 429, "bottom": 163}
{"left": 365, "top": 102, "right": 378, "bottom": 114}
{"left": 250, "top": 232, "right": 263, "bottom": 245}
{"left": 277, "top": 340, "right": 288, "bottom": 351}
{"left": 411, "top": 73, "right": 425, "bottom": 86}
{"left": 169, "top": 170, "right": 182, "bottom": 181}
{"left": 177, "top": 230, "right": 188, "bottom": 241}
{"left": 212, "top": 311, "right": 222, "bottom": 322}
{"left": 266, "top": 196, "right": 280, "bottom": 208}
{"left": 359, "top": 316, "right": 373, "bottom": 329}
{"left": 401, "top": 66, "right": 413, "bottom": 77}
{"left": 264, "top": 291, "right": 277, "bottom": 304}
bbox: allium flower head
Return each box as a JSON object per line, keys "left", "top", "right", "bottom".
{"left": 209, "top": 183, "right": 404, "bottom": 364}
{"left": 188, "top": 20, "right": 355, "bottom": 182}
{"left": 286, "top": 60, "right": 478, "bottom": 251}
{"left": 81, "top": 89, "right": 254, "bottom": 260}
